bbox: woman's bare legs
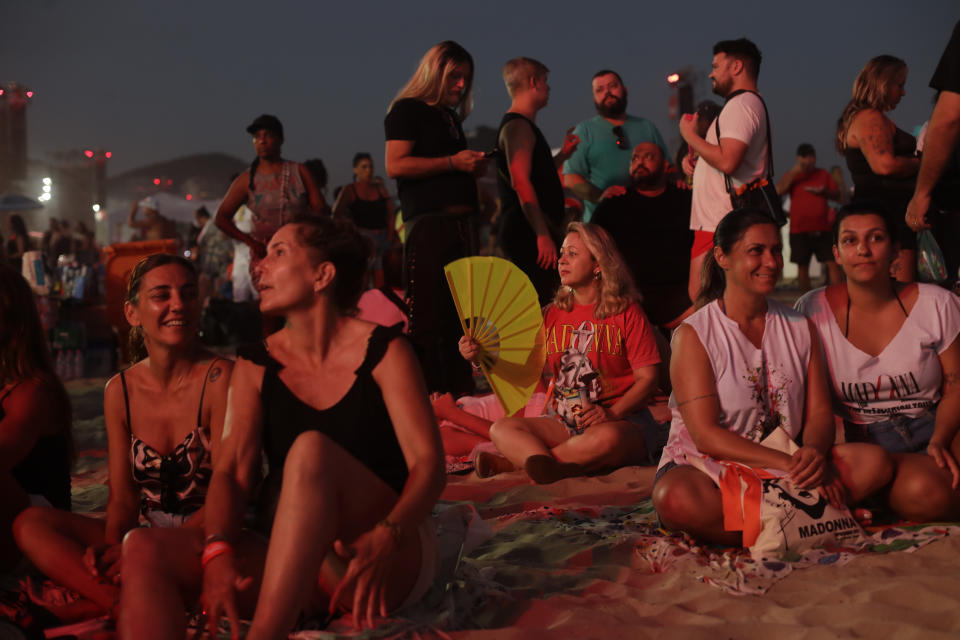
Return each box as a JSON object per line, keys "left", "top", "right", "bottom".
{"left": 119, "top": 527, "right": 266, "bottom": 640}
{"left": 246, "top": 431, "right": 425, "bottom": 640}
{"left": 831, "top": 443, "right": 895, "bottom": 503}
{"left": 652, "top": 465, "right": 742, "bottom": 546}
{"left": 489, "top": 416, "right": 649, "bottom": 484}
{"left": 12, "top": 507, "right": 115, "bottom": 616}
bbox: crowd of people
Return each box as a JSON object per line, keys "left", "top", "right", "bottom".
{"left": 2, "top": 23, "right": 960, "bottom": 638}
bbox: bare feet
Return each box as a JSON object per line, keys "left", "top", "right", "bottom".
{"left": 430, "top": 392, "right": 459, "bottom": 422}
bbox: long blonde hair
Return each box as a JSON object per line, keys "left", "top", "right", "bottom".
{"left": 836, "top": 55, "right": 907, "bottom": 152}
{"left": 388, "top": 41, "right": 474, "bottom": 120}
{"left": 553, "top": 222, "right": 639, "bottom": 319}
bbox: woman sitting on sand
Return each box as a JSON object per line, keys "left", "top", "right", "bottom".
{"left": 14, "top": 255, "right": 231, "bottom": 619}
{"left": 0, "top": 264, "right": 71, "bottom": 571}
{"left": 460, "top": 222, "right": 662, "bottom": 484}
{"left": 118, "top": 216, "right": 445, "bottom": 639}
{"left": 797, "top": 202, "right": 960, "bottom": 522}
{"left": 652, "top": 208, "right": 891, "bottom": 545}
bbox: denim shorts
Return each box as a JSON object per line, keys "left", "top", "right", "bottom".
{"left": 844, "top": 409, "right": 937, "bottom": 454}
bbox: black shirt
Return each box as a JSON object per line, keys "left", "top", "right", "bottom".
{"left": 930, "top": 20, "right": 960, "bottom": 210}
{"left": 593, "top": 187, "right": 694, "bottom": 326}
{"left": 495, "top": 112, "right": 565, "bottom": 240}
{"left": 384, "top": 98, "right": 478, "bottom": 221}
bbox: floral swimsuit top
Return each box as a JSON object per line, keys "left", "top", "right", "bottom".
{"left": 121, "top": 360, "right": 218, "bottom": 518}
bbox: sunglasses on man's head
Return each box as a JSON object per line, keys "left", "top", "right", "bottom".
{"left": 613, "top": 126, "right": 629, "bottom": 150}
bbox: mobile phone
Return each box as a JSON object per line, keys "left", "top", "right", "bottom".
{"left": 484, "top": 148, "right": 500, "bottom": 159}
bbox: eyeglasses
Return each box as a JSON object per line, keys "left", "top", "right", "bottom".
{"left": 613, "top": 126, "right": 629, "bottom": 150}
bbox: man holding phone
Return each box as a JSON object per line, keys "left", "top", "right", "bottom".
{"left": 496, "top": 57, "right": 579, "bottom": 303}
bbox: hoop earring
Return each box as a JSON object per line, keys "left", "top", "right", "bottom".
{"left": 593, "top": 270, "right": 601, "bottom": 280}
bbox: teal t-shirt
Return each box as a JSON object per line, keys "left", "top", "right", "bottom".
{"left": 562, "top": 115, "right": 667, "bottom": 221}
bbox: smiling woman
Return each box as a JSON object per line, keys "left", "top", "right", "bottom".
{"left": 653, "top": 208, "right": 892, "bottom": 545}
{"left": 14, "top": 254, "right": 233, "bottom": 621}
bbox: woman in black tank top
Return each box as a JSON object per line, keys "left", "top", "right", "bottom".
{"left": 119, "top": 216, "right": 444, "bottom": 639}
{"left": 837, "top": 55, "right": 920, "bottom": 282}
{"left": 332, "top": 153, "right": 397, "bottom": 288}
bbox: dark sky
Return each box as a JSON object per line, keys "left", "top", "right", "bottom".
{"left": 3, "top": 0, "right": 956, "bottom": 193}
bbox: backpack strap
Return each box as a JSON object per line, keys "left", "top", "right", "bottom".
{"left": 714, "top": 90, "right": 775, "bottom": 196}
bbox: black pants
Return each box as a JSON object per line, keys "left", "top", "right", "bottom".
{"left": 499, "top": 213, "right": 560, "bottom": 306}
{"left": 404, "top": 213, "right": 476, "bottom": 396}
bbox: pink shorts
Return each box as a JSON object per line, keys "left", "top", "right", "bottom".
{"left": 690, "top": 230, "right": 715, "bottom": 258}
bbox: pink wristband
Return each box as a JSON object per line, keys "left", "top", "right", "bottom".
{"left": 201, "top": 540, "right": 234, "bottom": 568}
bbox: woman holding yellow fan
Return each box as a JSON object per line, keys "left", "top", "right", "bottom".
{"left": 459, "top": 222, "right": 661, "bottom": 484}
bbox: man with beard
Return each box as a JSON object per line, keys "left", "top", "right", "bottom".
{"left": 593, "top": 142, "right": 694, "bottom": 329}
{"left": 496, "top": 57, "right": 579, "bottom": 304}
{"left": 679, "top": 38, "right": 769, "bottom": 303}
{"left": 563, "top": 70, "right": 668, "bottom": 222}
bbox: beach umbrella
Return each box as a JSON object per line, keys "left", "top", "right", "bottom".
{"left": 445, "top": 256, "right": 545, "bottom": 416}
{"left": 0, "top": 193, "right": 44, "bottom": 212}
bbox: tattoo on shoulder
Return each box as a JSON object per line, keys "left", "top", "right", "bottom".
{"left": 677, "top": 392, "right": 718, "bottom": 408}
{"left": 209, "top": 366, "right": 222, "bottom": 383}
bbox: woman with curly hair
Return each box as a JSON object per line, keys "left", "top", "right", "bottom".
{"left": 837, "top": 55, "right": 920, "bottom": 281}
{"left": 460, "top": 222, "right": 661, "bottom": 483}
{"left": 0, "top": 264, "right": 71, "bottom": 570}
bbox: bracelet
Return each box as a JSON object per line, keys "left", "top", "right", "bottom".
{"left": 201, "top": 540, "right": 234, "bottom": 568}
{"left": 204, "top": 533, "right": 229, "bottom": 546}
{"left": 470, "top": 361, "right": 482, "bottom": 371}
{"left": 377, "top": 518, "right": 402, "bottom": 544}
{"left": 447, "top": 155, "right": 454, "bottom": 170}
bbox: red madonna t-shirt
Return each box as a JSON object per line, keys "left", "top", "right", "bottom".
{"left": 542, "top": 301, "right": 660, "bottom": 418}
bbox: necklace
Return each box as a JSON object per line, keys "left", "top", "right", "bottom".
{"left": 844, "top": 285, "right": 908, "bottom": 338}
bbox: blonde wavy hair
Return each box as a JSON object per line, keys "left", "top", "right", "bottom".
{"left": 552, "top": 222, "right": 639, "bottom": 319}
{"left": 388, "top": 41, "right": 474, "bottom": 120}
{"left": 836, "top": 55, "right": 907, "bottom": 152}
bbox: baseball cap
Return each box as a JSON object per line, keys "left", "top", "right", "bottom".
{"left": 246, "top": 114, "right": 284, "bottom": 139}
{"left": 140, "top": 196, "right": 159, "bottom": 211}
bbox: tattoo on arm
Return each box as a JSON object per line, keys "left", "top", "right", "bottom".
{"left": 676, "top": 392, "right": 718, "bottom": 408}
{"left": 865, "top": 120, "right": 893, "bottom": 156}
{"left": 209, "top": 366, "right": 222, "bottom": 383}
{"left": 943, "top": 371, "right": 960, "bottom": 388}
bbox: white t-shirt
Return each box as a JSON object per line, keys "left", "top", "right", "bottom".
{"left": 658, "top": 299, "right": 812, "bottom": 483}
{"left": 796, "top": 284, "right": 960, "bottom": 424}
{"left": 690, "top": 92, "right": 770, "bottom": 232}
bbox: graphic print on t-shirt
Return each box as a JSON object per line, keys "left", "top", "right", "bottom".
{"left": 553, "top": 321, "right": 603, "bottom": 430}
{"left": 743, "top": 357, "right": 789, "bottom": 443}
{"left": 839, "top": 371, "right": 931, "bottom": 416}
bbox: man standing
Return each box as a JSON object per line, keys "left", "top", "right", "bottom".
{"left": 593, "top": 143, "right": 694, "bottom": 329}
{"left": 496, "top": 57, "right": 578, "bottom": 304}
{"left": 907, "top": 20, "right": 960, "bottom": 285}
{"left": 777, "top": 143, "right": 841, "bottom": 291}
{"left": 563, "top": 70, "right": 668, "bottom": 222}
{"left": 680, "top": 38, "right": 770, "bottom": 302}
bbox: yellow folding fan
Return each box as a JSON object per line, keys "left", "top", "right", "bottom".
{"left": 444, "top": 256, "right": 545, "bottom": 416}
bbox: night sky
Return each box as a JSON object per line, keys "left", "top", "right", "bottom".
{"left": 4, "top": 0, "right": 956, "bottom": 193}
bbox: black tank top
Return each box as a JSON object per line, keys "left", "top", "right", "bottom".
{"left": 345, "top": 184, "right": 390, "bottom": 231}
{"left": 4, "top": 382, "right": 71, "bottom": 510}
{"left": 495, "top": 113, "right": 565, "bottom": 236}
{"left": 844, "top": 125, "right": 917, "bottom": 216}
{"left": 238, "top": 323, "right": 409, "bottom": 529}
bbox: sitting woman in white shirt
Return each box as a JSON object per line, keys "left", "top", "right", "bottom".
{"left": 653, "top": 208, "right": 891, "bottom": 544}
{"left": 796, "top": 202, "right": 960, "bottom": 521}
